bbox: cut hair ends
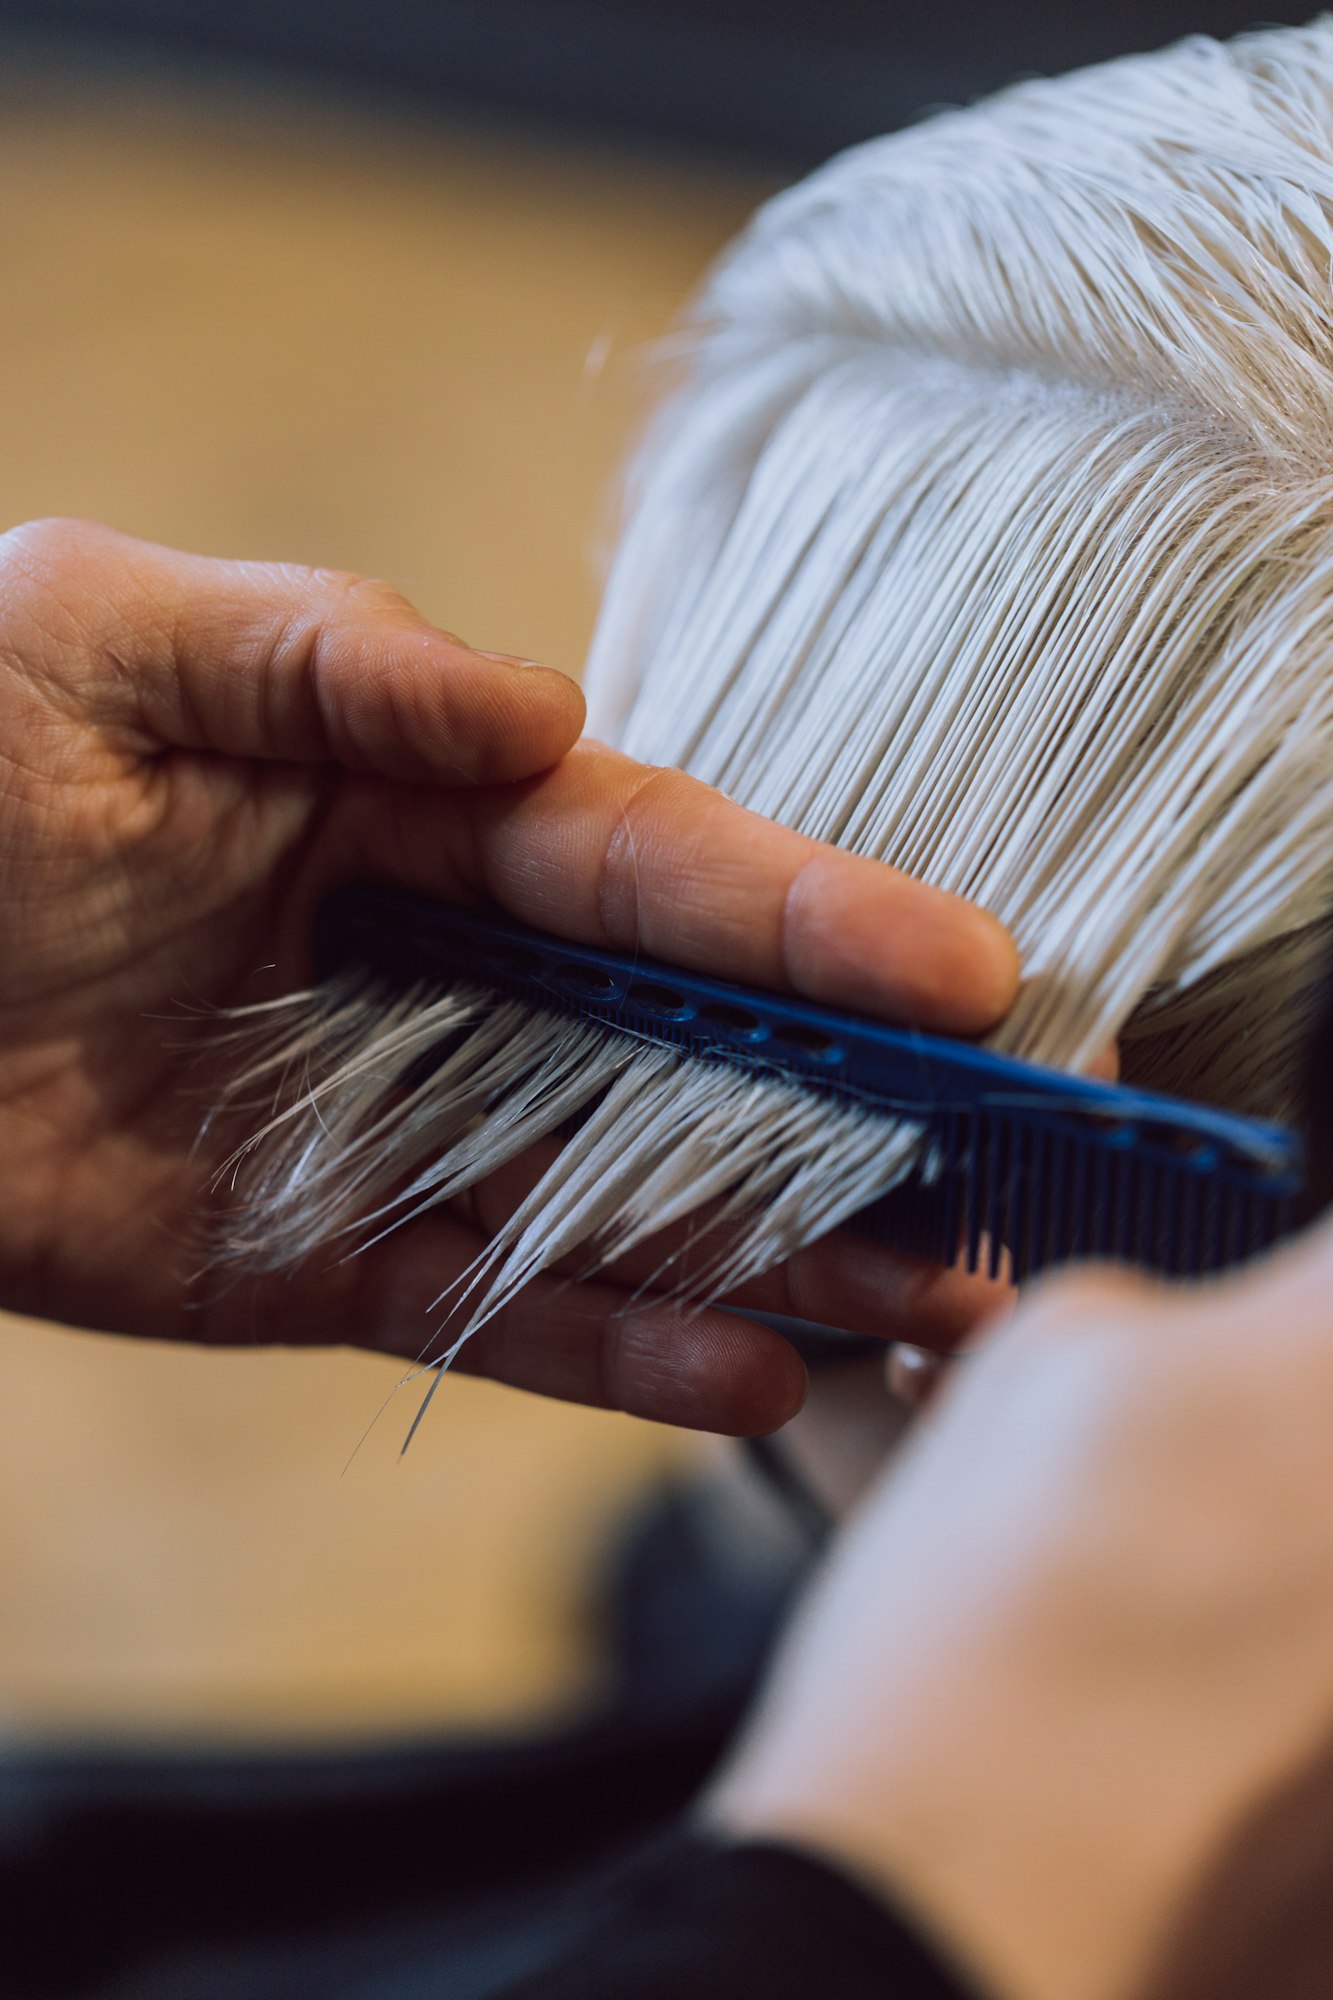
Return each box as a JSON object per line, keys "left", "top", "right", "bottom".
{"left": 213, "top": 23, "right": 1333, "bottom": 1384}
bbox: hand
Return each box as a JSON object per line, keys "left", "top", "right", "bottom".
{"left": 0, "top": 518, "right": 1018, "bottom": 1433}
{"left": 711, "top": 1217, "right": 1333, "bottom": 1997}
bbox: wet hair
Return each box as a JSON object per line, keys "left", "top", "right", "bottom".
{"left": 216, "top": 22, "right": 1333, "bottom": 1382}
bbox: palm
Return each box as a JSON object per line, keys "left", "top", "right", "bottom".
{"left": 0, "top": 737, "right": 335, "bottom": 1334}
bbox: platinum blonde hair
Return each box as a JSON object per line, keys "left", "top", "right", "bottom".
{"left": 215, "top": 22, "right": 1333, "bottom": 1368}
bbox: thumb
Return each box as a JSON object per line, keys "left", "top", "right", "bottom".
{"left": 2, "top": 517, "right": 586, "bottom": 785}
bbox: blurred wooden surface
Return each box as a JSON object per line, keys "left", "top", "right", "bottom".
{"left": 0, "top": 60, "right": 770, "bottom": 1742}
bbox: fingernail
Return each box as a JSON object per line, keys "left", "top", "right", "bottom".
{"left": 965, "top": 908, "right": 1023, "bottom": 1022}
{"left": 472, "top": 647, "right": 550, "bottom": 671}
{"left": 886, "top": 1342, "right": 943, "bottom": 1406}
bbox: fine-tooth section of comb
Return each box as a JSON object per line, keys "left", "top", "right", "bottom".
{"left": 316, "top": 887, "right": 1306, "bottom": 1283}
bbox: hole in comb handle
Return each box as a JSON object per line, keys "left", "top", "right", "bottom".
{"left": 481, "top": 943, "right": 544, "bottom": 980}
{"left": 698, "top": 1001, "right": 767, "bottom": 1040}
{"left": 770, "top": 1023, "right": 844, "bottom": 1062}
{"left": 555, "top": 964, "right": 621, "bottom": 1000}
{"left": 628, "top": 981, "right": 693, "bottom": 1019}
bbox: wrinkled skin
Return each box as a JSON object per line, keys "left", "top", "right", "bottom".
{"left": 0, "top": 518, "right": 1018, "bottom": 1433}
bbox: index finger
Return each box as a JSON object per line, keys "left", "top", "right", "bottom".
{"left": 349, "top": 739, "right": 1019, "bottom": 1035}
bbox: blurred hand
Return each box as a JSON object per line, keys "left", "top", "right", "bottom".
{"left": 0, "top": 518, "right": 1018, "bottom": 1432}
{"left": 712, "top": 1217, "right": 1333, "bottom": 1997}
{"left": 763, "top": 1044, "right": 1123, "bottom": 1519}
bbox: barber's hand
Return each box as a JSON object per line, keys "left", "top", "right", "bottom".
{"left": 712, "top": 1218, "right": 1333, "bottom": 1998}
{"left": 0, "top": 519, "right": 1017, "bottom": 1432}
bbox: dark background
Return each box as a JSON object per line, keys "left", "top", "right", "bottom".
{"left": 0, "top": 0, "right": 1316, "bottom": 168}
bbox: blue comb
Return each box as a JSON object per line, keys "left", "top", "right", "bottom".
{"left": 315, "top": 886, "right": 1306, "bottom": 1282}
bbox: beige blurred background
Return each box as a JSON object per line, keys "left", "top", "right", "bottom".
{"left": 0, "top": 55, "right": 772, "bottom": 1743}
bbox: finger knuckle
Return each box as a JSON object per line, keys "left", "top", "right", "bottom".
{"left": 779, "top": 1247, "right": 826, "bottom": 1327}
{"left": 0, "top": 515, "right": 106, "bottom": 588}
{"left": 310, "top": 567, "right": 415, "bottom": 623}
{"left": 596, "top": 762, "right": 683, "bottom": 937}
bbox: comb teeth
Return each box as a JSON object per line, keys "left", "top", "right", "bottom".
{"left": 316, "top": 888, "right": 1307, "bottom": 1284}
{"left": 850, "top": 1115, "right": 1299, "bottom": 1280}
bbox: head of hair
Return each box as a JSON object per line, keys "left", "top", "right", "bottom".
{"left": 216, "top": 22, "right": 1333, "bottom": 1368}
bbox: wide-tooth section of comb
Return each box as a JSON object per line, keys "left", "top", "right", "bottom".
{"left": 316, "top": 888, "right": 1306, "bottom": 1282}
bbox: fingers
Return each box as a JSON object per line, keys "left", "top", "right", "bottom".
{"left": 724, "top": 1247, "right": 1013, "bottom": 1353}
{"left": 596, "top": 1236, "right": 1008, "bottom": 1354}
{"left": 0, "top": 516, "right": 1014, "bottom": 1028}
{"left": 448, "top": 1285, "right": 809, "bottom": 1437}
{"left": 463, "top": 1139, "right": 1010, "bottom": 1351}
{"left": 237, "top": 1205, "right": 809, "bottom": 1434}
{"left": 3, "top": 520, "right": 1015, "bottom": 1034}
{"left": 346, "top": 738, "right": 1019, "bottom": 1035}
{"left": 1, "top": 517, "right": 585, "bottom": 785}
